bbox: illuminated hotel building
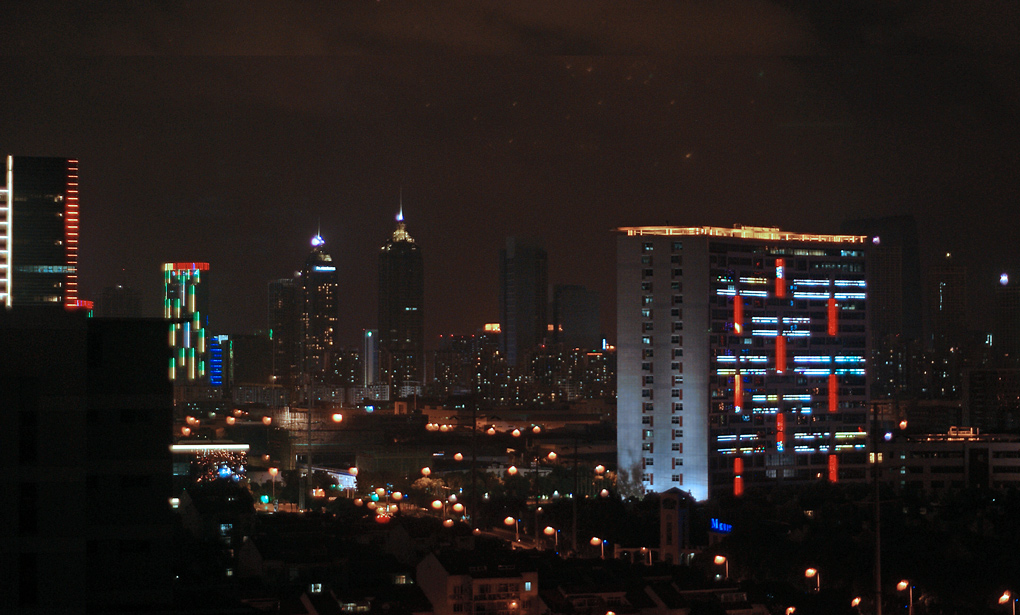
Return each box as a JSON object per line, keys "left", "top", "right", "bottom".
{"left": 0, "top": 155, "right": 85, "bottom": 309}
{"left": 617, "top": 225, "right": 869, "bottom": 500}
{"left": 164, "top": 262, "right": 210, "bottom": 382}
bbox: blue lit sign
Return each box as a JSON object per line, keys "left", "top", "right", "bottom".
{"left": 313, "top": 266, "right": 336, "bottom": 272}
{"left": 710, "top": 518, "right": 732, "bottom": 533}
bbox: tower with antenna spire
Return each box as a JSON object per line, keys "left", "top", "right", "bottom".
{"left": 378, "top": 200, "right": 424, "bottom": 398}
{"left": 300, "top": 231, "right": 340, "bottom": 378}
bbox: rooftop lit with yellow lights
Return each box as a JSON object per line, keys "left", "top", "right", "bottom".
{"left": 616, "top": 225, "right": 867, "bottom": 244}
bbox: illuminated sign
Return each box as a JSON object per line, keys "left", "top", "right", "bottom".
{"left": 710, "top": 518, "right": 733, "bottom": 533}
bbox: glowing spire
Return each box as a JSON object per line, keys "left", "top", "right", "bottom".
{"left": 391, "top": 190, "right": 414, "bottom": 243}
{"left": 312, "top": 219, "right": 324, "bottom": 247}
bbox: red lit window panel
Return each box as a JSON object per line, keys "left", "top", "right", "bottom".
{"left": 828, "top": 373, "right": 838, "bottom": 413}
{"left": 734, "top": 375, "right": 743, "bottom": 412}
{"left": 733, "top": 457, "right": 744, "bottom": 475}
{"left": 776, "top": 412, "right": 785, "bottom": 446}
{"left": 775, "top": 258, "right": 786, "bottom": 298}
{"left": 775, "top": 335, "right": 786, "bottom": 374}
{"left": 734, "top": 475, "right": 744, "bottom": 497}
{"left": 828, "top": 454, "right": 839, "bottom": 483}
{"left": 827, "top": 296, "right": 838, "bottom": 336}
{"left": 733, "top": 295, "right": 743, "bottom": 335}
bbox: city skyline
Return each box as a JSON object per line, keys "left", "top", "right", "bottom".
{"left": 0, "top": 4, "right": 1016, "bottom": 348}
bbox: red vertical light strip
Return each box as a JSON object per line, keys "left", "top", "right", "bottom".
{"left": 64, "top": 159, "right": 79, "bottom": 308}
{"left": 828, "top": 454, "right": 839, "bottom": 483}
{"left": 828, "top": 373, "right": 838, "bottom": 413}
{"left": 734, "top": 457, "right": 744, "bottom": 496}
{"left": 775, "top": 335, "right": 786, "bottom": 374}
{"left": 733, "top": 295, "right": 743, "bottom": 334}
{"left": 827, "top": 296, "right": 838, "bottom": 336}
{"left": 775, "top": 258, "right": 786, "bottom": 298}
{"left": 776, "top": 412, "right": 786, "bottom": 449}
{"left": 734, "top": 374, "right": 743, "bottom": 413}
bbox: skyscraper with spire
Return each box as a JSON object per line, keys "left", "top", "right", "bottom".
{"left": 378, "top": 204, "right": 424, "bottom": 397}
{"left": 299, "top": 233, "right": 340, "bottom": 379}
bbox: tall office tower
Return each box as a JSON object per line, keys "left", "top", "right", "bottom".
{"left": 841, "top": 216, "right": 921, "bottom": 397}
{"left": 499, "top": 236, "right": 548, "bottom": 366}
{"left": 617, "top": 225, "right": 869, "bottom": 501}
{"left": 362, "top": 328, "right": 378, "bottom": 386}
{"left": 268, "top": 278, "right": 299, "bottom": 385}
{"left": 928, "top": 253, "right": 968, "bottom": 351}
{"left": 299, "top": 234, "right": 339, "bottom": 378}
{"left": 163, "top": 262, "right": 209, "bottom": 382}
{"left": 0, "top": 155, "right": 84, "bottom": 308}
{"left": 378, "top": 209, "right": 424, "bottom": 395}
{"left": 994, "top": 273, "right": 1020, "bottom": 366}
{"left": 99, "top": 284, "right": 141, "bottom": 317}
{"left": 927, "top": 253, "right": 968, "bottom": 398}
{"left": 553, "top": 284, "right": 601, "bottom": 350}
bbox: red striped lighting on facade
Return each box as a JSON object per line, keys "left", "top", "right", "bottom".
{"left": 64, "top": 160, "right": 79, "bottom": 308}
{"left": 776, "top": 412, "right": 786, "bottom": 448}
{"left": 828, "top": 454, "right": 839, "bottom": 483}
{"left": 169, "top": 262, "right": 210, "bottom": 272}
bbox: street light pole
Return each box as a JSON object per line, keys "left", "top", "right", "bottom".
{"left": 897, "top": 580, "right": 913, "bottom": 615}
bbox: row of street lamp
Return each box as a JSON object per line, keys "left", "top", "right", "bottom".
{"left": 714, "top": 557, "right": 1018, "bottom": 614}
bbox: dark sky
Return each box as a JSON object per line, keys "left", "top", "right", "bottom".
{"left": 2, "top": 1, "right": 1018, "bottom": 347}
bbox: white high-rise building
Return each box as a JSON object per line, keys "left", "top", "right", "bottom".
{"left": 617, "top": 225, "right": 870, "bottom": 500}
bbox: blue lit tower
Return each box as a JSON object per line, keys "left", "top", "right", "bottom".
{"left": 378, "top": 206, "right": 424, "bottom": 395}
{"left": 163, "top": 262, "right": 210, "bottom": 382}
{"left": 299, "top": 234, "right": 339, "bottom": 378}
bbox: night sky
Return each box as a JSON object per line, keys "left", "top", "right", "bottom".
{"left": 2, "top": 2, "right": 1017, "bottom": 347}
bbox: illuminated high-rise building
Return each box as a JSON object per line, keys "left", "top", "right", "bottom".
{"left": 0, "top": 155, "right": 85, "bottom": 309}
{"left": 499, "top": 236, "right": 548, "bottom": 366}
{"left": 378, "top": 208, "right": 423, "bottom": 395}
{"left": 617, "top": 225, "right": 869, "bottom": 500}
{"left": 299, "top": 234, "right": 339, "bottom": 377}
{"left": 163, "top": 262, "right": 210, "bottom": 382}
